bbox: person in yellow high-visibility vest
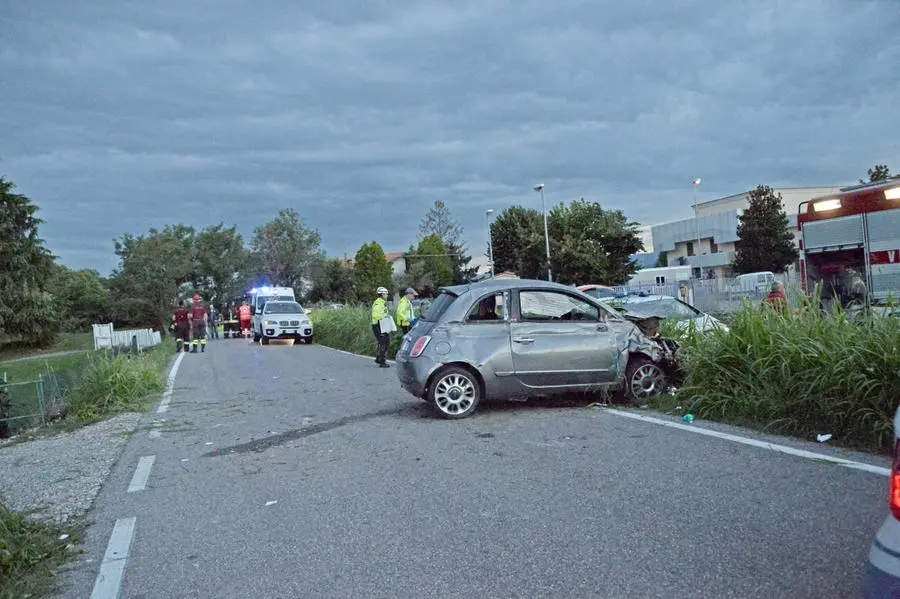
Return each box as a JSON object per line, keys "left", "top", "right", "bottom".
{"left": 371, "top": 286, "right": 391, "bottom": 367}
{"left": 396, "top": 287, "right": 418, "bottom": 335}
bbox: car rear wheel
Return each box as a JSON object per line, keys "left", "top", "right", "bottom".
{"left": 428, "top": 367, "right": 480, "bottom": 419}
{"left": 624, "top": 356, "right": 667, "bottom": 403}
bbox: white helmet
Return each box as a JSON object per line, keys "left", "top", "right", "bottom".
{"left": 376, "top": 287, "right": 388, "bottom": 295}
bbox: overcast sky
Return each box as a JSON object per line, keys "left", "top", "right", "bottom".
{"left": 2, "top": 0, "right": 899, "bottom": 275}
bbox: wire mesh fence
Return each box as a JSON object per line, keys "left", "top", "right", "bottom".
{"left": 0, "top": 367, "right": 83, "bottom": 437}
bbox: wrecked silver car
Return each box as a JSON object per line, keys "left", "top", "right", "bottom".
{"left": 394, "top": 279, "right": 681, "bottom": 419}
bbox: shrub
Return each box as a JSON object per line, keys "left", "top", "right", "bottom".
{"left": 0, "top": 502, "right": 78, "bottom": 597}
{"left": 66, "top": 348, "right": 167, "bottom": 421}
{"left": 671, "top": 302, "right": 900, "bottom": 452}
{"left": 311, "top": 308, "right": 403, "bottom": 358}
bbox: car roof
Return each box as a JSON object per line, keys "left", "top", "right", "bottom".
{"left": 440, "top": 278, "right": 579, "bottom": 296}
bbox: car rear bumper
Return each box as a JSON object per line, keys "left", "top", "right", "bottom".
{"left": 395, "top": 353, "right": 437, "bottom": 398}
{"left": 865, "top": 516, "right": 900, "bottom": 598}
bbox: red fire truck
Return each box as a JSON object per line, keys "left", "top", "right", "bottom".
{"left": 797, "top": 179, "right": 900, "bottom": 307}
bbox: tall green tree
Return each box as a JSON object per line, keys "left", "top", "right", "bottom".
{"left": 250, "top": 209, "right": 323, "bottom": 290}
{"left": 353, "top": 241, "right": 392, "bottom": 302}
{"left": 309, "top": 257, "right": 355, "bottom": 303}
{"left": 49, "top": 265, "right": 110, "bottom": 331}
{"left": 547, "top": 199, "right": 643, "bottom": 285}
{"left": 419, "top": 200, "right": 476, "bottom": 283}
{"left": 110, "top": 224, "right": 197, "bottom": 330}
{"left": 402, "top": 234, "right": 454, "bottom": 296}
{"left": 490, "top": 205, "right": 547, "bottom": 279}
{"left": 0, "top": 177, "right": 59, "bottom": 346}
{"left": 194, "top": 223, "right": 249, "bottom": 303}
{"left": 734, "top": 185, "right": 799, "bottom": 274}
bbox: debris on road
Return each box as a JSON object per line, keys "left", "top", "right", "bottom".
{"left": 682, "top": 413, "right": 695, "bottom": 423}
{"left": 265, "top": 500, "right": 277, "bottom": 507}
{"left": 817, "top": 433, "right": 833, "bottom": 443}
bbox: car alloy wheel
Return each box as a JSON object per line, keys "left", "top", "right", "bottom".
{"left": 626, "top": 357, "right": 667, "bottom": 401}
{"left": 429, "top": 367, "right": 480, "bottom": 419}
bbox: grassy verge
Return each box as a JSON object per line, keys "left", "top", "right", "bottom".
{"left": 310, "top": 307, "right": 404, "bottom": 358}
{"left": 661, "top": 303, "right": 900, "bottom": 453}
{"left": 0, "top": 333, "right": 93, "bottom": 362}
{"left": 66, "top": 346, "right": 169, "bottom": 422}
{"left": 0, "top": 352, "right": 93, "bottom": 385}
{"left": 0, "top": 503, "right": 80, "bottom": 598}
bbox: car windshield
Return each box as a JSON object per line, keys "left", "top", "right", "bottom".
{"left": 421, "top": 291, "right": 457, "bottom": 322}
{"left": 264, "top": 302, "right": 303, "bottom": 314}
{"left": 619, "top": 297, "right": 700, "bottom": 320}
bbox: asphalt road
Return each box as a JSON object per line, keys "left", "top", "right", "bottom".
{"left": 62, "top": 336, "right": 891, "bottom": 598}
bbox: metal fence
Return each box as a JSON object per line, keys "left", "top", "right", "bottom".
{"left": 0, "top": 366, "right": 83, "bottom": 437}
{"left": 614, "top": 273, "right": 804, "bottom": 316}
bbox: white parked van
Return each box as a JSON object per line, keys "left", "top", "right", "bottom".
{"left": 249, "top": 286, "right": 296, "bottom": 342}
{"left": 729, "top": 271, "right": 775, "bottom": 296}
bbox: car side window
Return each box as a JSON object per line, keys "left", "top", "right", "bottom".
{"left": 465, "top": 292, "right": 507, "bottom": 323}
{"left": 518, "top": 290, "right": 600, "bottom": 322}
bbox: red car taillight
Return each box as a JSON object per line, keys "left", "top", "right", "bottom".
{"left": 891, "top": 439, "right": 900, "bottom": 520}
{"left": 409, "top": 336, "right": 431, "bottom": 358}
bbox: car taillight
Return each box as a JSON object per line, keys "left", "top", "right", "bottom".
{"left": 409, "top": 336, "right": 431, "bottom": 358}
{"left": 891, "top": 439, "right": 900, "bottom": 520}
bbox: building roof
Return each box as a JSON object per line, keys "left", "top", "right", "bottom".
{"left": 384, "top": 251, "right": 406, "bottom": 263}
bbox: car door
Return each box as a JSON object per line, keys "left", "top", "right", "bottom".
{"left": 510, "top": 288, "right": 619, "bottom": 389}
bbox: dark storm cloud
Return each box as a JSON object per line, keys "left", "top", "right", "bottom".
{"left": 2, "top": 0, "right": 898, "bottom": 273}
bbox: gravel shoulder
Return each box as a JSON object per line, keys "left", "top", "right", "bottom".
{"left": 0, "top": 412, "right": 142, "bottom": 523}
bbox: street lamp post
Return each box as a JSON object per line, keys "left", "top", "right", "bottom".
{"left": 485, "top": 209, "right": 495, "bottom": 278}
{"left": 533, "top": 183, "right": 552, "bottom": 282}
{"left": 693, "top": 178, "right": 703, "bottom": 280}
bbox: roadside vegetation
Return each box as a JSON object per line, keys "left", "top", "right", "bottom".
{"left": 0, "top": 502, "right": 79, "bottom": 598}
{"left": 310, "top": 307, "right": 404, "bottom": 358}
{"left": 654, "top": 299, "right": 900, "bottom": 453}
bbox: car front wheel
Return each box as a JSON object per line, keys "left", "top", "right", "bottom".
{"left": 428, "top": 367, "right": 481, "bottom": 419}
{"left": 624, "top": 356, "right": 667, "bottom": 403}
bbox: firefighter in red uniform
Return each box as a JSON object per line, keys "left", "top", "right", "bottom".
{"left": 188, "top": 294, "right": 208, "bottom": 353}
{"left": 238, "top": 300, "right": 252, "bottom": 338}
{"left": 172, "top": 301, "right": 191, "bottom": 353}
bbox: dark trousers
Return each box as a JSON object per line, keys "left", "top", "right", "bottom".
{"left": 372, "top": 324, "right": 389, "bottom": 364}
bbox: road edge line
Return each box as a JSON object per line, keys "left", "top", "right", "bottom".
{"left": 317, "top": 344, "right": 395, "bottom": 364}
{"left": 155, "top": 351, "right": 185, "bottom": 414}
{"left": 602, "top": 408, "right": 890, "bottom": 477}
{"left": 90, "top": 516, "right": 136, "bottom": 599}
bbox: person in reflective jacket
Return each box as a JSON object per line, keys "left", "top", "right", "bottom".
{"left": 396, "top": 287, "right": 418, "bottom": 335}
{"left": 371, "top": 287, "right": 390, "bottom": 368}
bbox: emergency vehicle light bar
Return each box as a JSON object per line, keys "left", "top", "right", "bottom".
{"left": 811, "top": 199, "right": 842, "bottom": 212}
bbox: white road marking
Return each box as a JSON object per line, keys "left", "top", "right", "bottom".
{"left": 90, "top": 517, "right": 136, "bottom": 599}
{"left": 156, "top": 351, "right": 185, "bottom": 414}
{"left": 321, "top": 346, "right": 395, "bottom": 364}
{"left": 602, "top": 408, "right": 891, "bottom": 477}
{"left": 127, "top": 456, "right": 156, "bottom": 492}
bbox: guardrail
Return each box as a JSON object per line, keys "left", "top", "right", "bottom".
{"left": 92, "top": 323, "right": 161, "bottom": 351}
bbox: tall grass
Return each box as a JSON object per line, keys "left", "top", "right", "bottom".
{"left": 66, "top": 347, "right": 168, "bottom": 421}
{"left": 669, "top": 301, "right": 900, "bottom": 452}
{"left": 310, "top": 308, "right": 404, "bottom": 358}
